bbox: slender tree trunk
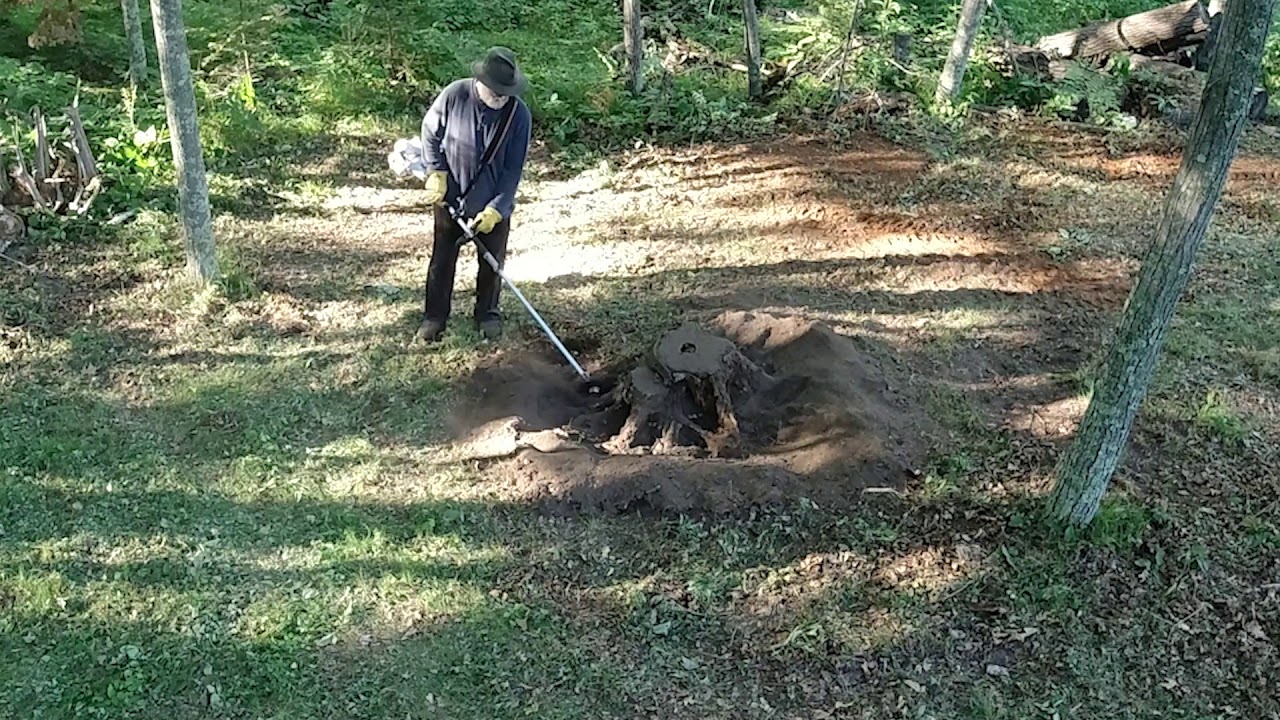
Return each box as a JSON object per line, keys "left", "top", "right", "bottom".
{"left": 935, "top": 0, "right": 987, "bottom": 105}
{"left": 122, "top": 0, "right": 147, "bottom": 87}
{"left": 743, "top": 0, "right": 762, "bottom": 99}
{"left": 150, "top": 0, "right": 217, "bottom": 283}
{"left": 623, "top": 0, "right": 644, "bottom": 94}
{"left": 1047, "top": 0, "right": 1276, "bottom": 527}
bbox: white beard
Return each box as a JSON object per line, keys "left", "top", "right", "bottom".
{"left": 476, "top": 81, "right": 508, "bottom": 110}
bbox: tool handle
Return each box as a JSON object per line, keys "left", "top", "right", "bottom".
{"left": 447, "top": 209, "right": 590, "bottom": 382}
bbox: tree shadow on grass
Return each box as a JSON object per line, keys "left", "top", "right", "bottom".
{"left": 1, "top": 561, "right": 638, "bottom": 720}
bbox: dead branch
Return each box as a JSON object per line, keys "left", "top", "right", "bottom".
{"left": 65, "top": 105, "right": 98, "bottom": 182}
{"left": 0, "top": 151, "right": 10, "bottom": 199}
{"left": 9, "top": 128, "right": 47, "bottom": 211}
{"left": 33, "top": 107, "right": 51, "bottom": 195}
{"left": 64, "top": 105, "right": 100, "bottom": 214}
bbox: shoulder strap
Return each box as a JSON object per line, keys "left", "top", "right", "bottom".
{"left": 460, "top": 99, "right": 519, "bottom": 202}
{"left": 481, "top": 99, "right": 519, "bottom": 167}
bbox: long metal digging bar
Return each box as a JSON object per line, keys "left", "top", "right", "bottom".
{"left": 455, "top": 217, "right": 591, "bottom": 383}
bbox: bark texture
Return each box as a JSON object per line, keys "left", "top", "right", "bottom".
{"left": 743, "top": 0, "right": 763, "bottom": 99}
{"left": 935, "top": 0, "right": 988, "bottom": 104}
{"left": 1048, "top": 0, "right": 1277, "bottom": 526}
{"left": 1036, "top": 0, "right": 1210, "bottom": 60}
{"left": 122, "top": 0, "right": 147, "bottom": 86}
{"left": 623, "top": 0, "right": 644, "bottom": 93}
{"left": 150, "top": 0, "right": 217, "bottom": 283}
{"left": 1195, "top": 0, "right": 1229, "bottom": 70}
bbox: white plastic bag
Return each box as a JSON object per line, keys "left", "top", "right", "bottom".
{"left": 386, "top": 136, "right": 428, "bottom": 180}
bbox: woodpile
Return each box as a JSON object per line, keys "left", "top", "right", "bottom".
{"left": 0, "top": 104, "right": 102, "bottom": 249}
{"left": 999, "top": 0, "right": 1268, "bottom": 125}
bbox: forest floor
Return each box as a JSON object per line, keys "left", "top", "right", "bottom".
{"left": 3, "top": 117, "right": 1280, "bottom": 719}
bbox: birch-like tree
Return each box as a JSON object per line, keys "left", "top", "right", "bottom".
{"left": 150, "top": 0, "right": 217, "bottom": 282}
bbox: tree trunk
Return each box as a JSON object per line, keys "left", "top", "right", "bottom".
{"left": 935, "top": 0, "right": 988, "bottom": 105}
{"left": 1195, "top": 0, "right": 1228, "bottom": 70}
{"left": 742, "top": 0, "right": 762, "bottom": 99}
{"left": 1037, "top": 0, "right": 1210, "bottom": 60}
{"left": 122, "top": 0, "right": 147, "bottom": 87}
{"left": 150, "top": 0, "right": 217, "bottom": 283}
{"left": 623, "top": 0, "right": 644, "bottom": 94}
{"left": 1047, "top": 0, "right": 1276, "bottom": 527}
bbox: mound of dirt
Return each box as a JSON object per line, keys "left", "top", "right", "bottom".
{"left": 448, "top": 311, "right": 932, "bottom": 514}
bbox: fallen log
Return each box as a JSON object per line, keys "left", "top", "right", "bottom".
{"left": 835, "top": 90, "right": 914, "bottom": 116}
{"left": 1036, "top": 0, "right": 1210, "bottom": 61}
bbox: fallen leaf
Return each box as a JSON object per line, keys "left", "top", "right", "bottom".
{"left": 903, "top": 679, "right": 925, "bottom": 693}
{"left": 1013, "top": 627, "right": 1039, "bottom": 642}
{"left": 680, "top": 657, "right": 699, "bottom": 671}
{"left": 652, "top": 620, "right": 672, "bottom": 636}
{"left": 986, "top": 664, "right": 1010, "bottom": 678}
{"left": 1244, "top": 621, "right": 1269, "bottom": 641}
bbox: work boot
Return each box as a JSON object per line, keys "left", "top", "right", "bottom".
{"left": 478, "top": 319, "right": 502, "bottom": 342}
{"left": 414, "top": 319, "right": 446, "bottom": 344}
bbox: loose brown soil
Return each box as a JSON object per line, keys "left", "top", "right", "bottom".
{"left": 449, "top": 310, "right": 932, "bottom": 514}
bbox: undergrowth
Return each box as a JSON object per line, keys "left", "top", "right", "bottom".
{"left": 5, "top": 0, "right": 1278, "bottom": 213}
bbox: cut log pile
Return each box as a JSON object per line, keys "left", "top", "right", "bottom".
{"left": 0, "top": 105, "right": 102, "bottom": 251}
{"left": 999, "top": 0, "right": 1268, "bottom": 125}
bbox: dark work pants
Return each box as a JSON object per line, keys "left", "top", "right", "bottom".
{"left": 424, "top": 205, "right": 510, "bottom": 325}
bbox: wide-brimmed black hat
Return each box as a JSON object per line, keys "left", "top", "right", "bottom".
{"left": 471, "top": 47, "right": 528, "bottom": 97}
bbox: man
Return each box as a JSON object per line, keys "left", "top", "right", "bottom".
{"left": 415, "top": 47, "right": 533, "bottom": 343}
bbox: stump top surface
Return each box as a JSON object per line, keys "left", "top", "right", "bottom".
{"left": 655, "top": 324, "right": 738, "bottom": 377}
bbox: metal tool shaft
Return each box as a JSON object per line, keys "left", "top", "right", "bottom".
{"left": 459, "top": 219, "right": 590, "bottom": 382}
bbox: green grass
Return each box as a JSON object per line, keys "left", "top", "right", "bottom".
{"left": 1194, "top": 389, "right": 1252, "bottom": 444}
{"left": 4, "top": 1, "right": 1280, "bottom": 717}
{"left": 4, "top": 154, "right": 1280, "bottom": 719}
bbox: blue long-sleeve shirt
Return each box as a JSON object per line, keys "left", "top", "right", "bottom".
{"left": 421, "top": 79, "right": 532, "bottom": 219}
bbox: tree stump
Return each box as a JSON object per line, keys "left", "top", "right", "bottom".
{"left": 601, "top": 324, "right": 773, "bottom": 458}
{"left": 0, "top": 206, "right": 25, "bottom": 251}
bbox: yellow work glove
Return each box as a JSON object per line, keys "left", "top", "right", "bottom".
{"left": 475, "top": 206, "right": 503, "bottom": 234}
{"left": 424, "top": 171, "right": 447, "bottom": 206}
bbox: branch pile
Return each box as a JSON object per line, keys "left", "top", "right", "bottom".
{"left": 998, "top": 0, "right": 1268, "bottom": 125}
{"left": 1, "top": 105, "right": 102, "bottom": 250}
{"left": 604, "top": 14, "right": 802, "bottom": 96}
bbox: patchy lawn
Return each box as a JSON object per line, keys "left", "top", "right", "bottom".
{"left": 2, "top": 118, "right": 1278, "bottom": 719}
